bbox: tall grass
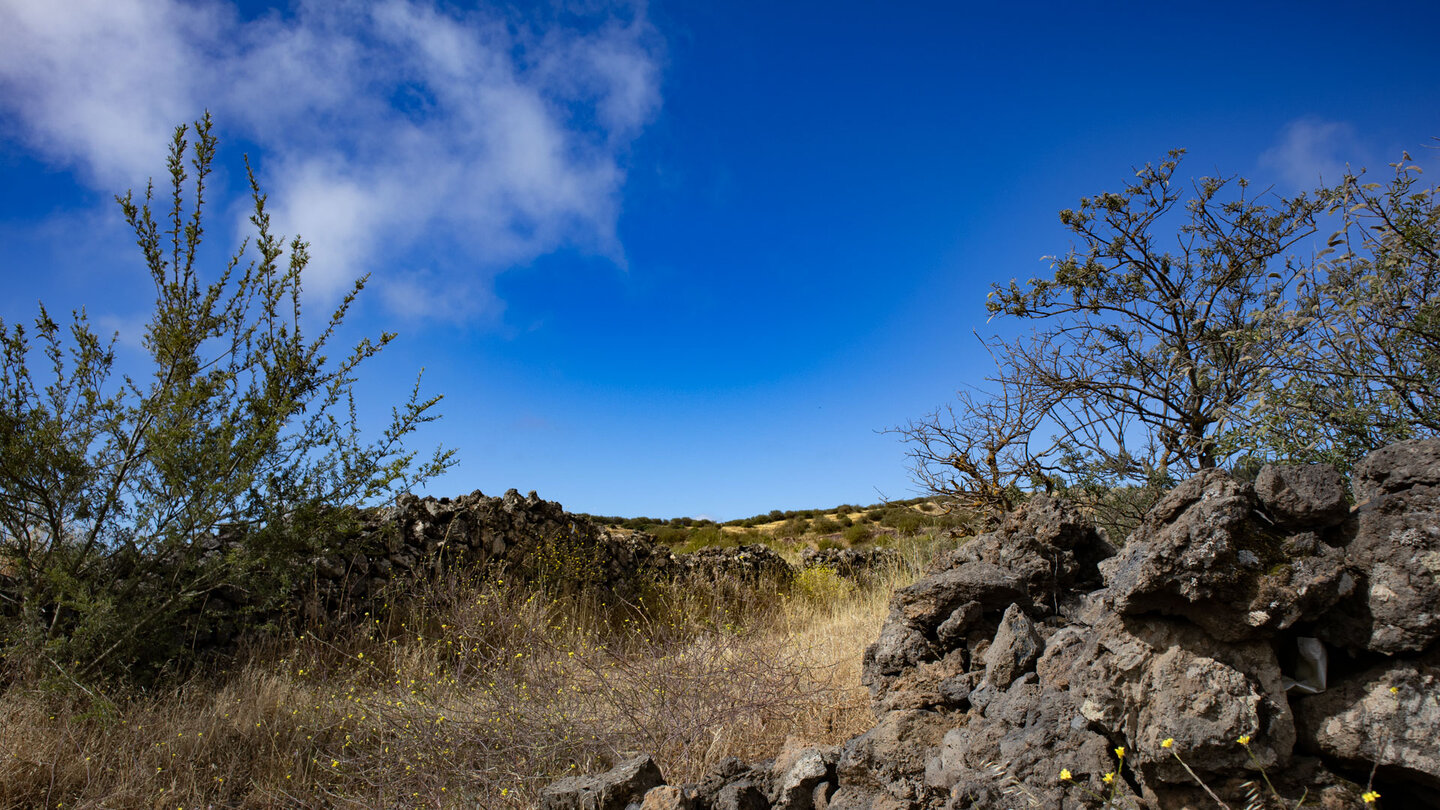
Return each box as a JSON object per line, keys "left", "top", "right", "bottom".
{"left": 0, "top": 552, "right": 922, "bottom": 809}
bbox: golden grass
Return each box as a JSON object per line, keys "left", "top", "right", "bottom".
{"left": 0, "top": 562, "right": 911, "bottom": 809}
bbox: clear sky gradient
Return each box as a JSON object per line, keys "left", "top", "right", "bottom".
{"left": 3, "top": 0, "right": 1439, "bottom": 520}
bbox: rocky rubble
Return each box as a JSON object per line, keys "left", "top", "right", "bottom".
{"left": 800, "top": 547, "right": 903, "bottom": 582}
{"left": 546, "top": 440, "right": 1440, "bottom": 809}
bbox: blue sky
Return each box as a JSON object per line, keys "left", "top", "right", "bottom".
{"left": 2, "top": 0, "right": 1439, "bottom": 520}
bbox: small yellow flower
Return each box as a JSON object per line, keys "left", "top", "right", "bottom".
{"left": 1389, "top": 686, "right": 1399, "bottom": 694}
{"left": 1114, "top": 746, "right": 1125, "bottom": 758}
{"left": 331, "top": 759, "right": 339, "bottom": 768}
{"left": 356, "top": 652, "right": 363, "bottom": 659}
{"left": 1102, "top": 772, "right": 1115, "bottom": 784}
{"left": 1363, "top": 790, "right": 1381, "bottom": 803}
{"left": 1236, "top": 734, "right": 1251, "bottom": 745}
{"left": 1059, "top": 768, "right": 1072, "bottom": 781}
{"left": 1161, "top": 738, "right": 1174, "bottom": 749}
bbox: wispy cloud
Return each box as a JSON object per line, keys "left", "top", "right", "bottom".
{"left": 0, "top": 0, "right": 662, "bottom": 321}
{"left": 1258, "top": 118, "right": 1368, "bottom": 189}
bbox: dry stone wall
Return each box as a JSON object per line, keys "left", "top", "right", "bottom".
{"left": 546, "top": 439, "right": 1440, "bottom": 809}
{"left": 167, "top": 489, "right": 881, "bottom": 643}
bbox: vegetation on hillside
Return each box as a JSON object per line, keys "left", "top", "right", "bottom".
{"left": 582, "top": 496, "right": 971, "bottom": 552}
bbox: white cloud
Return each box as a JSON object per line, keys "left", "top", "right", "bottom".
{"left": 1258, "top": 119, "right": 1368, "bottom": 190}
{"left": 0, "top": 0, "right": 661, "bottom": 321}
{"left": 0, "top": 0, "right": 219, "bottom": 187}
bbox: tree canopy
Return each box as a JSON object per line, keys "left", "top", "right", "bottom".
{"left": 902, "top": 144, "right": 1439, "bottom": 531}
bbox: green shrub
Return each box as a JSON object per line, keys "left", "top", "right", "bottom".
{"left": 778, "top": 518, "right": 810, "bottom": 538}
{"left": 0, "top": 115, "right": 452, "bottom": 688}
{"left": 893, "top": 513, "right": 927, "bottom": 536}
{"left": 652, "top": 526, "right": 691, "bottom": 546}
{"left": 843, "top": 524, "right": 873, "bottom": 544}
{"left": 684, "top": 526, "right": 733, "bottom": 550}
{"left": 811, "top": 517, "right": 841, "bottom": 534}
{"left": 792, "top": 565, "right": 854, "bottom": 604}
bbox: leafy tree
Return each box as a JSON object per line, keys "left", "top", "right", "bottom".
{"left": 1253, "top": 147, "right": 1440, "bottom": 467}
{"left": 905, "top": 145, "right": 1440, "bottom": 534}
{"left": 904, "top": 151, "right": 1325, "bottom": 529}
{"left": 0, "top": 115, "right": 454, "bottom": 686}
{"left": 988, "top": 151, "right": 1324, "bottom": 481}
{"left": 921, "top": 154, "right": 1317, "bottom": 496}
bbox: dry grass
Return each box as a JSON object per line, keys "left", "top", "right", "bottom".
{"left": 0, "top": 561, "right": 911, "bottom": 809}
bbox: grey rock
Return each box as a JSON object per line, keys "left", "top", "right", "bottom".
{"left": 696, "top": 758, "right": 767, "bottom": 810}
{"left": 1295, "top": 646, "right": 1440, "bottom": 788}
{"left": 800, "top": 547, "right": 902, "bottom": 581}
{"left": 641, "top": 785, "right": 694, "bottom": 810}
{"left": 936, "top": 671, "right": 979, "bottom": 707}
{"left": 932, "top": 495, "right": 1115, "bottom": 611}
{"left": 924, "top": 685, "right": 1114, "bottom": 808}
{"left": 1320, "top": 439, "right": 1440, "bottom": 654}
{"left": 934, "top": 601, "right": 982, "bottom": 647}
{"left": 861, "top": 563, "right": 1025, "bottom": 705}
{"left": 1099, "top": 469, "right": 1347, "bottom": 641}
{"left": 1352, "top": 438, "right": 1440, "bottom": 504}
{"left": 983, "top": 604, "right": 1042, "bottom": 688}
{"left": 533, "top": 442, "right": 1440, "bottom": 810}
{"left": 836, "top": 709, "right": 948, "bottom": 797}
{"left": 893, "top": 562, "right": 1026, "bottom": 629}
{"left": 714, "top": 782, "right": 769, "bottom": 810}
{"left": 771, "top": 748, "right": 835, "bottom": 810}
{"left": 675, "top": 544, "right": 795, "bottom": 589}
{"left": 824, "top": 786, "right": 913, "bottom": 810}
{"left": 1255, "top": 463, "right": 1350, "bottom": 529}
{"left": 540, "top": 755, "right": 665, "bottom": 810}
{"left": 1040, "top": 612, "right": 1294, "bottom": 780}
{"left": 810, "top": 780, "right": 836, "bottom": 810}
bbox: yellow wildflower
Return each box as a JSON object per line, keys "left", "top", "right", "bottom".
{"left": 1059, "top": 768, "right": 1072, "bottom": 781}
{"left": 1161, "top": 738, "right": 1174, "bottom": 749}
{"left": 1114, "top": 746, "right": 1125, "bottom": 758}
{"left": 1103, "top": 772, "right": 1115, "bottom": 784}
{"left": 1363, "top": 791, "right": 1381, "bottom": 803}
{"left": 1236, "top": 734, "right": 1251, "bottom": 745}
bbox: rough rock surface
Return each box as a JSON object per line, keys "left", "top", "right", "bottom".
{"left": 542, "top": 440, "right": 1440, "bottom": 809}
{"left": 800, "top": 547, "right": 902, "bottom": 581}
{"left": 1255, "top": 462, "right": 1350, "bottom": 529}
{"left": 675, "top": 544, "right": 796, "bottom": 588}
{"left": 540, "top": 754, "right": 665, "bottom": 810}
{"left": 860, "top": 496, "right": 1113, "bottom": 712}
{"left": 1295, "top": 646, "right": 1440, "bottom": 791}
{"left": 981, "top": 604, "right": 1041, "bottom": 688}
{"left": 1320, "top": 439, "right": 1440, "bottom": 654}
{"left": 1099, "top": 469, "right": 1350, "bottom": 641}
{"left": 642, "top": 785, "right": 696, "bottom": 810}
